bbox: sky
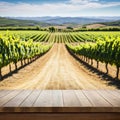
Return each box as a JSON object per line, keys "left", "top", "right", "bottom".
{"left": 0, "top": 0, "right": 120, "bottom": 17}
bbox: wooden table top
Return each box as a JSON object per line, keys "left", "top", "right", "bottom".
{"left": 0, "top": 90, "right": 120, "bottom": 113}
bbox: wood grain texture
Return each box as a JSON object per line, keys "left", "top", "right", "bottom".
{"left": 82, "top": 90, "right": 112, "bottom": 107}
{"left": 4, "top": 90, "right": 32, "bottom": 107}
{"left": 0, "top": 113, "right": 120, "bottom": 120}
{"left": 0, "top": 90, "right": 120, "bottom": 113}
{"left": 62, "top": 90, "right": 81, "bottom": 107}
{"left": 33, "top": 90, "right": 52, "bottom": 107}
{"left": 0, "top": 90, "right": 22, "bottom": 106}
{"left": 97, "top": 90, "right": 120, "bottom": 107}
{"left": 20, "top": 90, "right": 41, "bottom": 107}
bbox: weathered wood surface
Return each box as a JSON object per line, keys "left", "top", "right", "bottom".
{"left": 1, "top": 113, "right": 120, "bottom": 120}
{"left": 0, "top": 90, "right": 120, "bottom": 112}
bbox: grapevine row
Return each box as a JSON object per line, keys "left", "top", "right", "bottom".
{"left": 67, "top": 36, "right": 120, "bottom": 79}
{"left": 0, "top": 33, "right": 52, "bottom": 79}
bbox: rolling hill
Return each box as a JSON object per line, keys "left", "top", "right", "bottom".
{"left": 101, "top": 20, "right": 120, "bottom": 26}
{"left": 10, "top": 16, "right": 113, "bottom": 25}
{"left": 0, "top": 17, "right": 51, "bottom": 27}
{"left": 0, "top": 17, "right": 120, "bottom": 29}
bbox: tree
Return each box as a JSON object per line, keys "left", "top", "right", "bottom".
{"left": 66, "top": 27, "right": 73, "bottom": 30}
{"left": 49, "top": 27, "right": 55, "bottom": 32}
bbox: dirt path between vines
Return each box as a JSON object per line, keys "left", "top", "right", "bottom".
{"left": 0, "top": 44, "right": 118, "bottom": 90}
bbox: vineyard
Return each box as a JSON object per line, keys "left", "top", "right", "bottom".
{"left": 67, "top": 34, "right": 120, "bottom": 79}
{"left": 0, "top": 31, "right": 120, "bottom": 89}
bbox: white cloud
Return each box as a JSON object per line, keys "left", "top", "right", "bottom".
{"left": 0, "top": 0, "right": 120, "bottom": 16}
{"left": 69, "top": 0, "right": 99, "bottom": 4}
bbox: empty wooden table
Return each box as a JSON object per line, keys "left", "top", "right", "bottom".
{"left": 0, "top": 90, "right": 120, "bottom": 120}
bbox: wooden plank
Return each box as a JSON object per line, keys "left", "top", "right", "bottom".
{"left": 83, "top": 90, "right": 112, "bottom": 107}
{"left": 33, "top": 90, "right": 52, "bottom": 107}
{"left": 0, "top": 90, "right": 12, "bottom": 98}
{"left": 52, "top": 90, "right": 63, "bottom": 107}
{"left": 62, "top": 90, "right": 80, "bottom": 107}
{"left": 97, "top": 90, "right": 120, "bottom": 107}
{"left": 0, "top": 90, "right": 120, "bottom": 113}
{"left": 3, "top": 90, "right": 32, "bottom": 107}
{"left": 116, "top": 90, "right": 120, "bottom": 94}
{"left": 0, "top": 106, "right": 120, "bottom": 113}
{"left": 75, "top": 90, "right": 92, "bottom": 107}
{"left": 106, "top": 90, "right": 120, "bottom": 99}
{"left": 0, "top": 113, "right": 120, "bottom": 120}
{"left": 0, "top": 90, "right": 22, "bottom": 106}
{"left": 20, "top": 90, "right": 41, "bottom": 107}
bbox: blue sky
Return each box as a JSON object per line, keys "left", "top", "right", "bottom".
{"left": 0, "top": 0, "right": 120, "bottom": 17}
